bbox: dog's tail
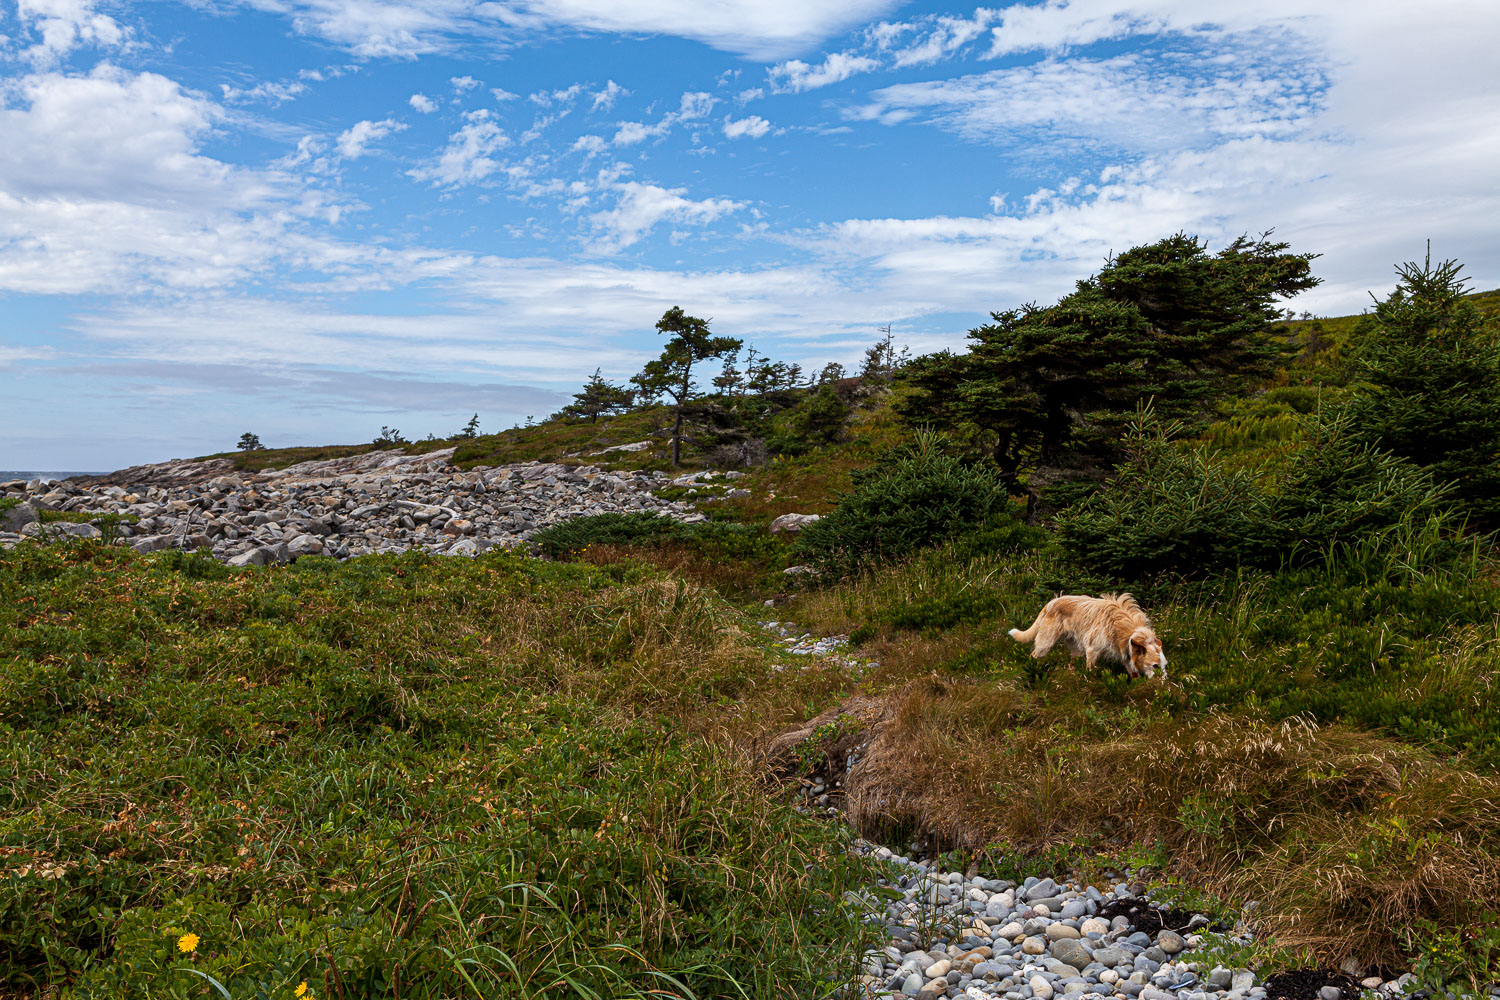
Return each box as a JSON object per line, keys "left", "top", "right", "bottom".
{"left": 1007, "top": 625, "right": 1034, "bottom": 643}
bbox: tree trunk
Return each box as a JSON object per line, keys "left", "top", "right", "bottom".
{"left": 671, "top": 405, "right": 683, "bottom": 466}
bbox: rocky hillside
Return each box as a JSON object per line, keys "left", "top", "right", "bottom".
{"left": 0, "top": 448, "right": 712, "bottom": 566}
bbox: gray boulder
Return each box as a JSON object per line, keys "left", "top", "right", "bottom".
{"left": 1, "top": 502, "right": 37, "bottom": 533}
{"left": 130, "top": 534, "right": 177, "bottom": 553}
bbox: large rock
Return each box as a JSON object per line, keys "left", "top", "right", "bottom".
{"left": 769, "top": 512, "right": 821, "bottom": 534}
{"left": 1050, "top": 939, "right": 1092, "bottom": 970}
{"left": 1, "top": 502, "right": 38, "bottom": 533}
{"left": 130, "top": 534, "right": 177, "bottom": 553}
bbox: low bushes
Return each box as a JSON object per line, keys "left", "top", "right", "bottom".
{"left": 1053, "top": 408, "right": 1461, "bottom": 580}
{"left": 794, "top": 432, "right": 1019, "bottom": 578}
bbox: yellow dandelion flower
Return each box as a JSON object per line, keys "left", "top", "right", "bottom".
{"left": 177, "top": 932, "right": 200, "bottom": 953}
{"left": 295, "top": 982, "right": 309, "bottom": 997}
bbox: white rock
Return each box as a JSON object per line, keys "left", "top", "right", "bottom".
{"left": 769, "top": 512, "right": 822, "bottom": 534}
{"left": 1030, "top": 975, "right": 1055, "bottom": 999}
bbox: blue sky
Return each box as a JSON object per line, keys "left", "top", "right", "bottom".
{"left": 2, "top": 0, "right": 1497, "bottom": 469}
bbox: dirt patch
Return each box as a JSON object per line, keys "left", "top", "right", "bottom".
{"left": 1094, "top": 899, "right": 1202, "bottom": 934}
{"left": 1262, "top": 969, "right": 1360, "bottom": 1000}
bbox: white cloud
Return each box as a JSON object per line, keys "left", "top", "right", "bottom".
{"left": 450, "top": 74, "right": 480, "bottom": 91}
{"left": 767, "top": 51, "right": 881, "bottom": 93}
{"left": 336, "top": 117, "right": 407, "bottom": 159}
{"left": 0, "top": 64, "right": 360, "bottom": 294}
{"left": 591, "top": 79, "right": 627, "bottom": 110}
{"left": 676, "top": 91, "right": 716, "bottom": 119}
{"left": 223, "top": 0, "right": 898, "bottom": 61}
{"left": 407, "top": 110, "right": 509, "bottom": 185}
{"left": 491, "top": 87, "right": 519, "bottom": 102}
{"left": 736, "top": 87, "right": 764, "bottom": 105}
{"left": 220, "top": 79, "right": 308, "bottom": 105}
{"left": 529, "top": 83, "right": 583, "bottom": 105}
{"left": 571, "top": 134, "right": 607, "bottom": 156}
{"left": 15, "top": 0, "right": 127, "bottom": 65}
{"left": 853, "top": 51, "right": 1325, "bottom": 154}
{"left": 870, "top": 9, "right": 1001, "bottom": 67}
{"left": 408, "top": 92, "right": 437, "bottom": 113}
{"left": 723, "top": 114, "right": 771, "bottom": 140}
{"left": 611, "top": 119, "right": 667, "bottom": 146}
{"left": 588, "top": 181, "right": 742, "bottom": 252}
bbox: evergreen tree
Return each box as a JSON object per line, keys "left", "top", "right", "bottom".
{"left": 899, "top": 232, "right": 1319, "bottom": 491}
{"left": 457, "top": 413, "right": 480, "bottom": 439}
{"left": 237, "top": 432, "right": 263, "bottom": 452}
{"left": 860, "top": 325, "right": 909, "bottom": 382}
{"left": 712, "top": 349, "right": 744, "bottom": 397}
{"left": 630, "top": 307, "right": 742, "bottom": 465}
{"left": 564, "top": 369, "right": 635, "bottom": 422}
{"left": 1343, "top": 251, "right": 1500, "bottom": 526}
{"left": 816, "top": 362, "right": 846, "bottom": 385}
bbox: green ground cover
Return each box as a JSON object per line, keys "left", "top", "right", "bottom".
{"left": 0, "top": 544, "right": 878, "bottom": 998}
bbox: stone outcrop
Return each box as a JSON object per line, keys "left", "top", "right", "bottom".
{"left": 1, "top": 453, "right": 701, "bottom": 563}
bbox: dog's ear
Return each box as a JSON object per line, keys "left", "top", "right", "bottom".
{"left": 1129, "top": 629, "right": 1150, "bottom": 653}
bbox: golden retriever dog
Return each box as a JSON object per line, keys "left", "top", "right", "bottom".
{"left": 1008, "top": 593, "right": 1167, "bottom": 678}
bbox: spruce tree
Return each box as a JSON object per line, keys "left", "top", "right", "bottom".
{"left": 1343, "top": 251, "right": 1500, "bottom": 526}
{"left": 899, "top": 232, "right": 1319, "bottom": 491}
{"left": 564, "top": 369, "right": 634, "bottom": 422}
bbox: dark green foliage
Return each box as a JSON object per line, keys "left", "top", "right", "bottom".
{"left": 899, "top": 233, "right": 1320, "bottom": 489}
{"left": 373, "top": 425, "right": 408, "bottom": 446}
{"left": 1052, "top": 413, "right": 1271, "bottom": 579}
{"left": 1053, "top": 408, "right": 1456, "bottom": 579}
{"left": 457, "top": 412, "right": 480, "bottom": 438}
{"left": 532, "top": 511, "right": 683, "bottom": 556}
{"left": 765, "top": 383, "right": 852, "bottom": 456}
{"left": 631, "top": 307, "right": 743, "bottom": 466}
{"left": 236, "top": 432, "right": 263, "bottom": 452}
{"left": 794, "top": 432, "right": 1016, "bottom": 578}
{"left": 563, "top": 368, "right": 635, "bottom": 422}
{"left": 1343, "top": 253, "right": 1500, "bottom": 526}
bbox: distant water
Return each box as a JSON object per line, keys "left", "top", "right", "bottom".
{"left": 0, "top": 471, "right": 104, "bottom": 483}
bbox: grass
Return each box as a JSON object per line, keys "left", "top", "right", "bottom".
{"left": 0, "top": 542, "right": 881, "bottom": 998}
{"left": 770, "top": 525, "right": 1500, "bottom": 978}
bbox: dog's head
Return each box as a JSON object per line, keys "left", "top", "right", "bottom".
{"left": 1127, "top": 628, "right": 1167, "bottom": 679}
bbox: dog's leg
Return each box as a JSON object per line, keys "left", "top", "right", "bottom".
{"left": 1028, "top": 620, "right": 1064, "bottom": 658}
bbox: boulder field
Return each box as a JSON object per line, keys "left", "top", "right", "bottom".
{"left": 1, "top": 448, "right": 705, "bottom": 564}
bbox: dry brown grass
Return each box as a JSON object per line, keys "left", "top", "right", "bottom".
{"left": 764, "top": 675, "right": 1500, "bottom": 971}
{"left": 579, "top": 542, "right": 783, "bottom": 599}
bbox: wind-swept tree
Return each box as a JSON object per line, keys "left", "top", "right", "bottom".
{"left": 564, "top": 369, "right": 635, "bottom": 422}
{"left": 237, "top": 432, "right": 263, "bottom": 452}
{"left": 899, "top": 232, "right": 1320, "bottom": 494}
{"left": 631, "top": 307, "right": 742, "bottom": 465}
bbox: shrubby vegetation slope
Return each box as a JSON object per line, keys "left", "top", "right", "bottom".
{"left": 9, "top": 238, "right": 1500, "bottom": 993}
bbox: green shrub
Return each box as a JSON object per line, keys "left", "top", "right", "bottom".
{"left": 532, "top": 511, "right": 682, "bottom": 557}
{"left": 1054, "top": 407, "right": 1459, "bottom": 580}
{"left": 794, "top": 431, "right": 1015, "bottom": 578}
{"left": 0, "top": 545, "right": 882, "bottom": 996}
{"left": 1053, "top": 411, "right": 1272, "bottom": 578}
